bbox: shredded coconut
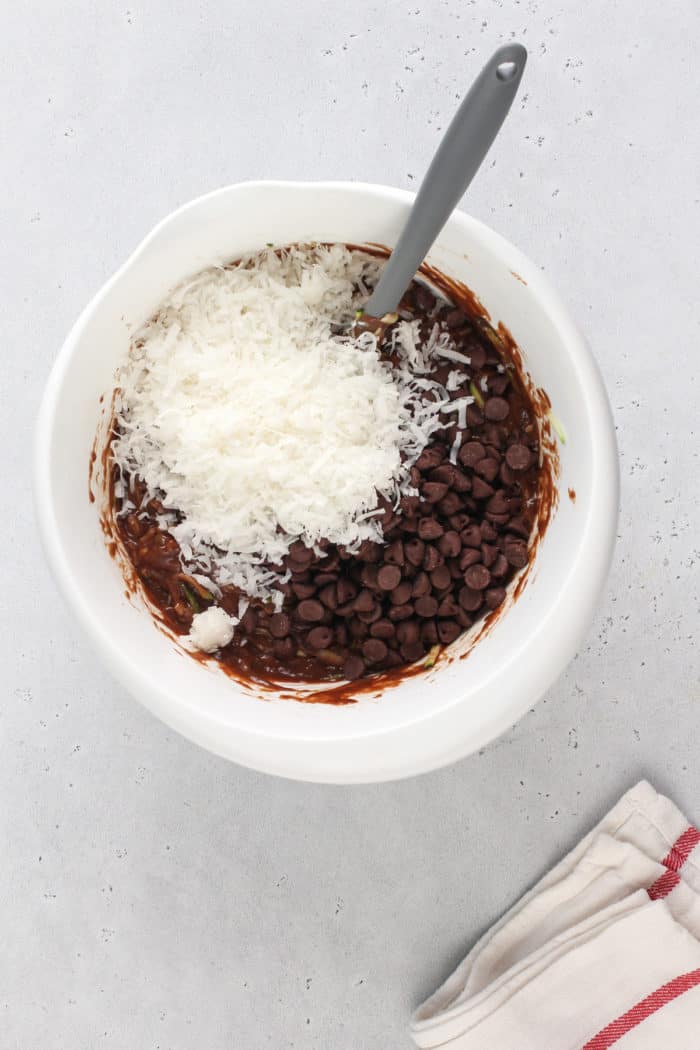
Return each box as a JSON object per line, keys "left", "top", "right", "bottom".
{"left": 188, "top": 606, "right": 237, "bottom": 652}
{"left": 434, "top": 346, "right": 472, "bottom": 366}
{"left": 112, "top": 245, "right": 451, "bottom": 603}
{"left": 446, "top": 369, "right": 468, "bottom": 392}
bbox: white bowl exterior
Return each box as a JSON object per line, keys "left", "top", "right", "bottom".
{"left": 35, "top": 182, "right": 618, "bottom": 783}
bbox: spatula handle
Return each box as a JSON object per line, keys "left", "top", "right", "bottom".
{"left": 364, "top": 44, "right": 527, "bottom": 319}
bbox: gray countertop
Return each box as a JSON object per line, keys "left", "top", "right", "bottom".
{"left": 3, "top": 2, "right": 699, "bottom": 1047}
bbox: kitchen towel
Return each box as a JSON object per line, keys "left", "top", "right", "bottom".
{"left": 411, "top": 781, "right": 700, "bottom": 1048}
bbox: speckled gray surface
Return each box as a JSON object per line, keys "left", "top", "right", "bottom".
{"left": 2, "top": 2, "right": 699, "bottom": 1047}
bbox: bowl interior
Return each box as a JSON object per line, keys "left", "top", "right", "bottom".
{"left": 36, "top": 182, "right": 617, "bottom": 782}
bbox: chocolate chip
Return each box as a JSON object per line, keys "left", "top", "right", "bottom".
{"left": 313, "top": 572, "right": 337, "bottom": 586}
{"left": 289, "top": 540, "right": 313, "bottom": 563}
{"left": 480, "top": 521, "right": 498, "bottom": 542}
{"left": 239, "top": 607, "right": 258, "bottom": 633}
{"left": 438, "top": 531, "right": 461, "bottom": 558}
{"left": 411, "top": 571, "right": 431, "bottom": 598}
{"left": 437, "top": 491, "right": 462, "bottom": 517}
{"left": 356, "top": 605, "right": 381, "bottom": 624}
{"left": 451, "top": 469, "right": 472, "bottom": 493}
{"left": 461, "top": 524, "right": 482, "bottom": 549}
{"left": 430, "top": 464, "right": 459, "bottom": 486}
{"left": 405, "top": 538, "right": 425, "bottom": 567}
{"left": 430, "top": 565, "right": 451, "bottom": 590}
{"left": 343, "top": 654, "right": 365, "bottom": 680}
{"left": 307, "top": 626, "right": 333, "bottom": 649}
{"left": 459, "top": 441, "right": 486, "bottom": 467}
{"left": 471, "top": 476, "right": 495, "bottom": 500}
{"left": 415, "top": 445, "right": 444, "bottom": 471}
{"left": 400, "top": 640, "right": 425, "bottom": 663}
{"left": 437, "top": 595, "right": 460, "bottom": 617}
{"left": 505, "top": 539, "right": 528, "bottom": 569}
{"left": 357, "top": 539, "right": 382, "bottom": 562}
{"left": 466, "top": 404, "right": 484, "bottom": 427}
{"left": 348, "top": 618, "right": 368, "bottom": 641}
{"left": 489, "top": 374, "right": 510, "bottom": 396}
{"left": 474, "top": 457, "right": 500, "bottom": 483}
{"left": 506, "top": 515, "right": 531, "bottom": 539}
{"left": 421, "top": 617, "right": 438, "bottom": 642}
{"left": 445, "top": 308, "right": 468, "bottom": 329}
{"left": 269, "top": 613, "right": 291, "bottom": 638}
{"left": 377, "top": 564, "right": 402, "bottom": 591}
{"left": 422, "top": 544, "right": 442, "bottom": 571}
{"left": 484, "top": 396, "right": 510, "bottom": 421}
{"left": 448, "top": 558, "right": 463, "bottom": 579}
{"left": 505, "top": 443, "right": 531, "bottom": 471}
{"left": 353, "top": 588, "right": 376, "bottom": 612}
{"left": 370, "top": 619, "right": 395, "bottom": 640}
{"left": 438, "top": 620, "right": 461, "bottom": 644}
{"left": 459, "top": 586, "right": 483, "bottom": 612}
{"left": 316, "top": 588, "right": 340, "bottom": 613}
{"left": 287, "top": 558, "right": 312, "bottom": 575}
{"left": 485, "top": 587, "right": 506, "bottom": 610}
{"left": 388, "top": 604, "right": 414, "bottom": 622}
{"left": 499, "top": 462, "right": 516, "bottom": 486}
{"left": 385, "top": 540, "right": 405, "bottom": 566}
{"left": 505, "top": 495, "right": 523, "bottom": 515}
{"left": 400, "top": 515, "right": 419, "bottom": 534}
{"left": 486, "top": 491, "right": 510, "bottom": 515}
{"left": 401, "top": 495, "right": 421, "bottom": 515}
{"left": 396, "top": 619, "right": 420, "bottom": 645}
{"left": 464, "top": 564, "right": 491, "bottom": 590}
{"left": 291, "top": 581, "right": 316, "bottom": 600}
{"left": 491, "top": 554, "right": 509, "bottom": 579}
{"left": 297, "top": 599, "right": 324, "bottom": 623}
{"left": 415, "top": 595, "right": 439, "bottom": 618}
{"left": 360, "top": 564, "right": 379, "bottom": 590}
{"left": 389, "top": 581, "right": 413, "bottom": 605}
{"left": 336, "top": 579, "right": 357, "bottom": 605}
{"left": 362, "top": 638, "right": 388, "bottom": 664}
{"left": 466, "top": 342, "right": 486, "bottom": 369}
{"left": 422, "top": 481, "right": 449, "bottom": 503}
{"left": 481, "top": 543, "right": 498, "bottom": 568}
{"left": 459, "top": 547, "right": 482, "bottom": 570}
{"left": 417, "top": 517, "right": 444, "bottom": 541}
{"left": 483, "top": 423, "right": 506, "bottom": 449}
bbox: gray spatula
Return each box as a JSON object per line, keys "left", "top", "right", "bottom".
{"left": 361, "top": 43, "right": 527, "bottom": 323}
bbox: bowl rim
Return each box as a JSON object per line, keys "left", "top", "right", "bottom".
{"left": 34, "top": 179, "right": 619, "bottom": 782}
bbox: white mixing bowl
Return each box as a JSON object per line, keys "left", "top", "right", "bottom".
{"left": 34, "top": 181, "right": 618, "bottom": 783}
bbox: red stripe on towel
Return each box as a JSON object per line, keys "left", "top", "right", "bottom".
{"left": 661, "top": 826, "right": 700, "bottom": 872}
{"left": 647, "top": 868, "right": 681, "bottom": 900}
{"left": 581, "top": 968, "right": 700, "bottom": 1049}
{"left": 647, "top": 826, "right": 699, "bottom": 900}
